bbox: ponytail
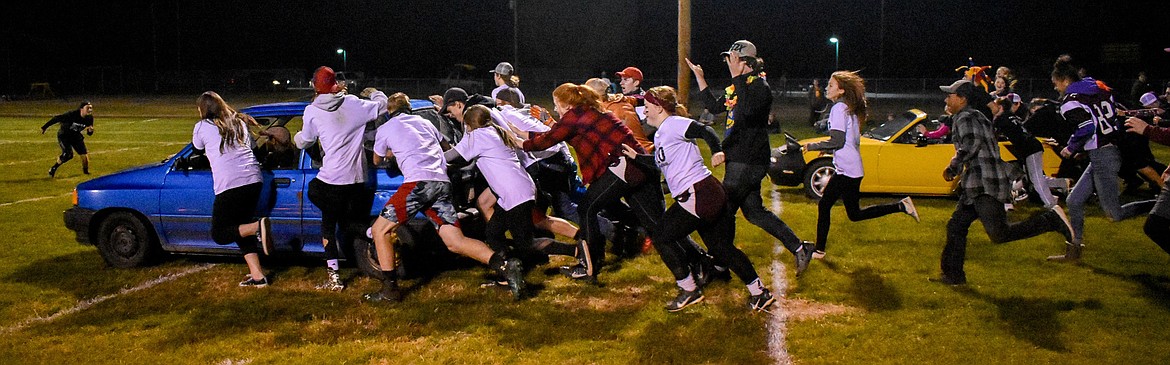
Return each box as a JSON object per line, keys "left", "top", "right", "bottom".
{"left": 552, "top": 83, "right": 604, "bottom": 113}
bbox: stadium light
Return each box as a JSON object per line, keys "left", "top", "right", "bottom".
{"left": 336, "top": 48, "right": 347, "bottom": 71}
{"left": 829, "top": 37, "right": 839, "bottom": 71}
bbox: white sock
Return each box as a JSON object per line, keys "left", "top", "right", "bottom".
{"left": 326, "top": 259, "right": 339, "bottom": 271}
{"left": 677, "top": 274, "right": 697, "bottom": 292}
{"left": 747, "top": 278, "right": 765, "bottom": 296}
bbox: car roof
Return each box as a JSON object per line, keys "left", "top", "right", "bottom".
{"left": 239, "top": 99, "right": 436, "bottom": 118}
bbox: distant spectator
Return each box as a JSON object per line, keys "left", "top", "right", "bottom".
{"left": 807, "top": 78, "right": 827, "bottom": 126}
{"left": 1132, "top": 71, "right": 1155, "bottom": 107}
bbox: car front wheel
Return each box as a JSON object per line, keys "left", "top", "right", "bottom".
{"left": 803, "top": 159, "right": 836, "bottom": 199}
{"left": 95, "top": 211, "right": 161, "bottom": 268}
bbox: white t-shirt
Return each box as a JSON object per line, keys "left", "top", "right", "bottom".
{"left": 828, "top": 102, "right": 863, "bottom": 178}
{"left": 491, "top": 85, "right": 526, "bottom": 105}
{"left": 373, "top": 114, "right": 449, "bottom": 183}
{"left": 453, "top": 127, "right": 536, "bottom": 210}
{"left": 653, "top": 115, "right": 712, "bottom": 198}
{"left": 295, "top": 92, "right": 388, "bottom": 185}
{"left": 495, "top": 105, "right": 571, "bottom": 161}
{"left": 192, "top": 119, "right": 262, "bottom": 195}
{"left": 487, "top": 107, "right": 537, "bottom": 167}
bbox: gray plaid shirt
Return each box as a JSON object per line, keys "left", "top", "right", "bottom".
{"left": 944, "top": 107, "right": 1013, "bottom": 204}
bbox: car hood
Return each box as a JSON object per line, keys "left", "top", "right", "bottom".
{"left": 76, "top": 162, "right": 168, "bottom": 191}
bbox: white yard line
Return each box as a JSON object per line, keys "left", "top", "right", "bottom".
{"left": 0, "top": 193, "right": 71, "bottom": 208}
{"left": 768, "top": 189, "right": 792, "bottom": 365}
{"left": 0, "top": 147, "right": 151, "bottom": 167}
{"left": 0, "top": 264, "right": 216, "bottom": 334}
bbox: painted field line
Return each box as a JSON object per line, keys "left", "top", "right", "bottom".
{"left": 0, "top": 147, "right": 150, "bottom": 167}
{"left": 768, "top": 189, "right": 792, "bottom": 365}
{"left": 121, "top": 118, "right": 159, "bottom": 125}
{"left": 0, "top": 193, "right": 71, "bottom": 208}
{"left": 0, "top": 264, "right": 216, "bottom": 334}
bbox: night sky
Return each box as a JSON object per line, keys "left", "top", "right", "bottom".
{"left": 3, "top": 0, "right": 1168, "bottom": 93}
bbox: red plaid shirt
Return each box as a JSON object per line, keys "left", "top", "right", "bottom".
{"left": 522, "top": 106, "right": 643, "bottom": 184}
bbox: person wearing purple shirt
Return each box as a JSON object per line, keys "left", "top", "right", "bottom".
{"left": 191, "top": 91, "right": 273, "bottom": 287}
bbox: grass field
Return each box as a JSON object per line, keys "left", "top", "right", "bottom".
{"left": 1, "top": 93, "right": 1169, "bottom": 364}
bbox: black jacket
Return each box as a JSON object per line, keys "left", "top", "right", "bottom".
{"left": 700, "top": 72, "right": 772, "bottom": 166}
{"left": 41, "top": 109, "right": 93, "bottom": 137}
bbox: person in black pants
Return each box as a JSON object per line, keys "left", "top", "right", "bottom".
{"left": 687, "top": 40, "right": 815, "bottom": 274}
{"left": 192, "top": 91, "right": 274, "bottom": 287}
{"left": 42, "top": 101, "right": 95, "bottom": 177}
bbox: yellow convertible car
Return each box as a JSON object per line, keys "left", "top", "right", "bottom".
{"left": 794, "top": 109, "right": 1061, "bottom": 199}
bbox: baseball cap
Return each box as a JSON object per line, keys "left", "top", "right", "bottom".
{"left": 442, "top": 87, "right": 469, "bottom": 112}
{"left": 1141, "top": 91, "right": 1159, "bottom": 107}
{"left": 312, "top": 66, "right": 340, "bottom": 94}
{"left": 490, "top": 62, "right": 515, "bottom": 76}
{"left": 939, "top": 79, "right": 976, "bottom": 99}
{"left": 615, "top": 67, "right": 643, "bottom": 81}
{"left": 720, "top": 40, "right": 758, "bottom": 58}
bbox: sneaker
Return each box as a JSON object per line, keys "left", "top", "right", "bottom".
{"left": 665, "top": 288, "right": 705, "bottom": 312}
{"left": 900, "top": 197, "right": 920, "bottom": 222}
{"left": 747, "top": 289, "right": 775, "bottom": 311}
{"left": 315, "top": 269, "right": 345, "bottom": 291}
{"left": 238, "top": 275, "right": 269, "bottom": 287}
{"left": 503, "top": 258, "right": 526, "bottom": 300}
{"left": 1049, "top": 206, "right": 1075, "bottom": 243}
{"left": 574, "top": 239, "right": 594, "bottom": 277}
{"left": 559, "top": 264, "right": 597, "bottom": 283}
{"left": 812, "top": 250, "right": 827, "bottom": 260}
{"left": 258, "top": 217, "right": 273, "bottom": 256}
{"left": 49, "top": 164, "right": 59, "bottom": 177}
{"left": 928, "top": 274, "right": 966, "bottom": 286}
{"left": 795, "top": 241, "right": 814, "bottom": 277}
{"left": 82, "top": 167, "right": 90, "bottom": 175}
{"left": 363, "top": 289, "right": 402, "bottom": 303}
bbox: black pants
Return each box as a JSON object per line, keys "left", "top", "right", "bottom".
{"left": 485, "top": 200, "right": 536, "bottom": 254}
{"left": 57, "top": 133, "right": 87, "bottom": 162}
{"left": 816, "top": 175, "right": 903, "bottom": 252}
{"left": 723, "top": 162, "right": 802, "bottom": 254}
{"left": 942, "top": 194, "right": 1060, "bottom": 281}
{"left": 654, "top": 176, "right": 759, "bottom": 284}
{"left": 211, "top": 182, "right": 262, "bottom": 255}
{"left": 307, "top": 179, "right": 373, "bottom": 260}
{"left": 578, "top": 168, "right": 690, "bottom": 273}
{"left": 1144, "top": 215, "right": 1170, "bottom": 256}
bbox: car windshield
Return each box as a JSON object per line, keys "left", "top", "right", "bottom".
{"left": 863, "top": 111, "right": 918, "bottom": 141}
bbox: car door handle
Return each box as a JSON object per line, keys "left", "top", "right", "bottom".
{"left": 274, "top": 177, "right": 293, "bottom": 187}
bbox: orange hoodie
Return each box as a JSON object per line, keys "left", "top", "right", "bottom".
{"left": 602, "top": 94, "right": 654, "bottom": 152}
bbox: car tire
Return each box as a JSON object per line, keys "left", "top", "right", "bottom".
{"left": 803, "top": 159, "right": 836, "bottom": 199}
{"left": 353, "top": 224, "right": 417, "bottom": 281}
{"left": 95, "top": 211, "right": 160, "bottom": 268}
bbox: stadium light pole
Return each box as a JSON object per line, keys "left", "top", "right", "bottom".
{"left": 336, "top": 48, "right": 347, "bottom": 72}
{"left": 829, "top": 37, "right": 839, "bottom": 71}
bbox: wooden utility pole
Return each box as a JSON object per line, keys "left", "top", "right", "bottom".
{"left": 678, "top": 0, "right": 691, "bottom": 103}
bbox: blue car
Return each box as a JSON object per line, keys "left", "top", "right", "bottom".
{"left": 63, "top": 99, "right": 475, "bottom": 278}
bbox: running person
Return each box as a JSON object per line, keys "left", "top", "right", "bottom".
{"left": 367, "top": 94, "right": 525, "bottom": 302}
{"left": 687, "top": 40, "right": 816, "bottom": 273}
{"left": 625, "top": 86, "right": 775, "bottom": 312}
{"left": 42, "top": 101, "right": 95, "bottom": 177}
{"left": 191, "top": 91, "right": 273, "bottom": 287}
{"left": 802, "top": 71, "right": 919, "bottom": 259}
{"left": 1050, "top": 55, "right": 1155, "bottom": 262}
{"left": 988, "top": 95, "right": 1063, "bottom": 209}
{"left": 294, "top": 66, "right": 387, "bottom": 291}
{"left": 447, "top": 105, "right": 576, "bottom": 274}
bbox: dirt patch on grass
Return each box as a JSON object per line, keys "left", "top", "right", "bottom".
{"left": 782, "top": 298, "right": 857, "bottom": 321}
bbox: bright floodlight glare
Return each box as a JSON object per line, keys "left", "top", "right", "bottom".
{"left": 336, "top": 49, "right": 344, "bottom": 54}
{"left": 829, "top": 37, "right": 839, "bottom": 43}
{"left": 272, "top": 80, "right": 280, "bottom": 85}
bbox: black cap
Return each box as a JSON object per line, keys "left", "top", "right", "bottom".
{"left": 442, "top": 87, "right": 469, "bottom": 112}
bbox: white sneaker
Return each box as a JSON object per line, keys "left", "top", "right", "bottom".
{"left": 900, "top": 197, "right": 919, "bottom": 222}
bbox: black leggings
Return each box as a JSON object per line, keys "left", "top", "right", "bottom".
{"left": 307, "top": 179, "right": 373, "bottom": 260}
{"left": 815, "top": 175, "right": 903, "bottom": 252}
{"left": 211, "top": 182, "right": 262, "bottom": 255}
{"left": 654, "top": 176, "right": 760, "bottom": 284}
{"left": 1144, "top": 214, "right": 1170, "bottom": 256}
{"left": 485, "top": 200, "right": 536, "bottom": 254}
{"left": 57, "top": 134, "right": 87, "bottom": 162}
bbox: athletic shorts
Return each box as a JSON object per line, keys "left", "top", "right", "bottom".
{"left": 58, "top": 134, "right": 87, "bottom": 155}
{"left": 380, "top": 180, "right": 457, "bottom": 228}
